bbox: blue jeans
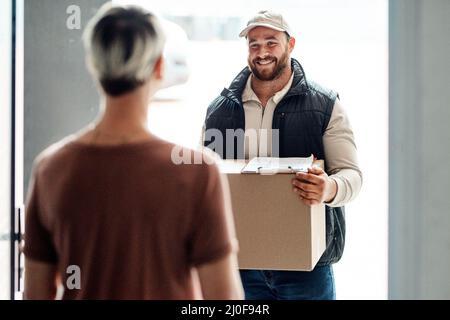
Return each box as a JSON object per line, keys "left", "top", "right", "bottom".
{"left": 240, "top": 265, "right": 335, "bottom": 300}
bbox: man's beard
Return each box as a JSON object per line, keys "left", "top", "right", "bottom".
{"left": 249, "top": 50, "right": 290, "bottom": 81}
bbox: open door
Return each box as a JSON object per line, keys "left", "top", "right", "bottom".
{"left": 1, "top": 0, "right": 25, "bottom": 300}
{"left": 0, "top": 0, "right": 15, "bottom": 300}
{"left": 9, "top": 0, "right": 108, "bottom": 300}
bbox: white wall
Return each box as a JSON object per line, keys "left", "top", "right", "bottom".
{"left": 389, "top": 0, "right": 450, "bottom": 299}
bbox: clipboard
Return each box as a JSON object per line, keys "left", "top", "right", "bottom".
{"left": 241, "top": 155, "right": 315, "bottom": 175}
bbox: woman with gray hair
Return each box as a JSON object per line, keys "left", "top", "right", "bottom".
{"left": 23, "top": 4, "right": 243, "bottom": 300}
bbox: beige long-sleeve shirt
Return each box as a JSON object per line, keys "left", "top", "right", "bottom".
{"left": 203, "top": 73, "right": 362, "bottom": 207}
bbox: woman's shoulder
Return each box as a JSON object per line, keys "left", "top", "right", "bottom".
{"left": 32, "top": 135, "right": 80, "bottom": 172}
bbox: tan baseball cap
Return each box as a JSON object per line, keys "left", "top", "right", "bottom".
{"left": 239, "top": 10, "right": 291, "bottom": 38}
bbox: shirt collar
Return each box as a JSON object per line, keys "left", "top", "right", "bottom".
{"left": 242, "top": 75, "right": 259, "bottom": 103}
{"left": 242, "top": 73, "right": 295, "bottom": 105}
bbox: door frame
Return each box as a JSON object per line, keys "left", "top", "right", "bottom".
{"left": 10, "top": 0, "right": 17, "bottom": 300}
{"left": 10, "top": 0, "right": 25, "bottom": 300}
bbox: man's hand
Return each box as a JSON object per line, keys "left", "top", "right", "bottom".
{"left": 292, "top": 166, "right": 337, "bottom": 206}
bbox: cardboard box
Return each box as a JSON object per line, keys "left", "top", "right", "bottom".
{"left": 220, "top": 160, "right": 325, "bottom": 271}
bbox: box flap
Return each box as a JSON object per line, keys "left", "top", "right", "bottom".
{"left": 217, "top": 160, "right": 247, "bottom": 174}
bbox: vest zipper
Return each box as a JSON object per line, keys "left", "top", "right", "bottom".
{"left": 279, "top": 112, "right": 285, "bottom": 156}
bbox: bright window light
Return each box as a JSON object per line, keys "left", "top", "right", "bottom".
{"left": 116, "top": 0, "right": 388, "bottom": 300}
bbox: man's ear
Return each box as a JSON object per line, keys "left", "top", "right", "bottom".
{"left": 288, "top": 36, "right": 296, "bottom": 53}
{"left": 153, "top": 55, "right": 164, "bottom": 81}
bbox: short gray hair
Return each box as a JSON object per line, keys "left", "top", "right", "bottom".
{"left": 83, "top": 4, "right": 166, "bottom": 96}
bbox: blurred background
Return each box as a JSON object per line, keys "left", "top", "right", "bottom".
{"left": 120, "top": 0, "right": 389, "bottom": 300}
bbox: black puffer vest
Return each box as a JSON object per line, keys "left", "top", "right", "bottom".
{"left": 203, "top": 58, "right": 345, "bottom": 266}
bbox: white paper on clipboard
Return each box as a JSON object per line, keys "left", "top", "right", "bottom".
{"left": 241, "top": 155, "right": 314, "bottom": 174}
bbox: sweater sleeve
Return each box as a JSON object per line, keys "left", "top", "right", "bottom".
{"left": 323, "top": 99, "right": 363, "bottom": 207}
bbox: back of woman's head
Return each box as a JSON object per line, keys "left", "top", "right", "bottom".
{"left": 83, "top": 4, "right": 166, "bottom": 96}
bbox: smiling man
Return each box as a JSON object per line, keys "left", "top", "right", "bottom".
{"left": 202, "top": 10, "right": 363, "bottom": 300}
